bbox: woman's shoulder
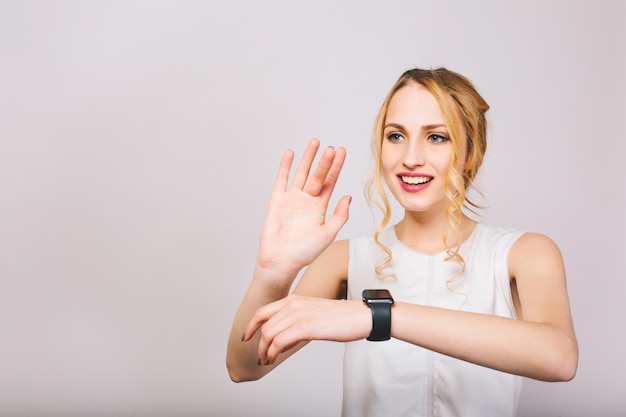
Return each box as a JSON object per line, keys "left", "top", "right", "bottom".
{"left": 476, "top": 223, "right": 558, "bottom": 250}
{"left": 509, "top": 232, "right": 562, "bottom": 263}
{"left": 507, "top": 231, "right": 565, "bottom": 292}
{"left": 475, "top": 224, "right": 564, "bottom": 278}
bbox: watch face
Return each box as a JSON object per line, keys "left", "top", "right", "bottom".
{"left": 362, "top": 289, "right": 393, "bottom": 301}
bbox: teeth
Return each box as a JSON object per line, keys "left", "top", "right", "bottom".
{"left": 401, "top": 176, "right": 431, "bottom": 185}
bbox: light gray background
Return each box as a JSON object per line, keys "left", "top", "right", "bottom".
{"left": 1, "top": 1, "right": 625, "bottom": 416}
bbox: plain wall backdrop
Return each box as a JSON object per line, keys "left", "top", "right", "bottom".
{"left": 1, "top": 1, "right": 625, "bottom": 416}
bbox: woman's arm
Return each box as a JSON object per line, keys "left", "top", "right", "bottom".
{"left": 393, "top": 233, "right": 577, "bottom": 381}
{"left": 247, "top": 233, "right": 578, "bottom": 382}
{"left": 226, "top": 139, "right": 351, "bottom": 382}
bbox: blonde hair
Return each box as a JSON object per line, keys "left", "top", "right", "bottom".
{"left": 366, "top": 68, "right": 489, "bottom": 279}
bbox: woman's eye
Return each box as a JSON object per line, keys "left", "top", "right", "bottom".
{"left": 429, "top": 134, "right": 449, "bottom": 143}
{"left": 387, "top": 133, "right": 404, "bottom": 142}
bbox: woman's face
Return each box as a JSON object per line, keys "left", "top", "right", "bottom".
{"left": 381, "top": 83, "right": 466, "bottom": 215}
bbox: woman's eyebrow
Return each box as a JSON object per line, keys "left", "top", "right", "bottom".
{"left": 422, "top": 123, "right": 446, "bottom": 130}
{"left": 383, "top": 122, "right": 405, "bottom": 130}
{"left": 384, "top": 122, "right": 447, "bottom": 130}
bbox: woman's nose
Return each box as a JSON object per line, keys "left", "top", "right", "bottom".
{"left": 402, "top": 140, "right": 425, "bottom": 169}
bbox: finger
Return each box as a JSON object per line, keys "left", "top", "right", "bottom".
{"left": 324, "top": 194, "right": 351, "bottom": 239}
{"left": 241, "top": 314, "right": 265, "bottom": 344}
{"left": 290, "top": 138, "right": 321, "bottom": 191}
{"left": 302, "top": 146, "right": 336, "bottom": 196}
{"left": 259, "top": 306, "right": 308, "bottom": 365}
{"left": 256, "top": 305, "right": 297, "bottom": 364}
{"left": 264, "top": 328, "right": 306, "bottom": 365}
{"left": 273, "top": 149, "right": 295, "bottom": 193}
{"left": 256, "top": 319, "right": 282, "bottom": 365}
{"left": 242, "top": 298, "right": 287, "bottom": 342}
{"left": 318, "top": 146, "right": 346, "bottom": 200}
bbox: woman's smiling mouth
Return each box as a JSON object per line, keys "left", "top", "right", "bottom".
{"left": 400, "top": 175, "right": 433, "bottom": 185}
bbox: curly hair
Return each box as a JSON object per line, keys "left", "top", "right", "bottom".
{"left": 366, "top": 68, "right": 489, "bottom": 279}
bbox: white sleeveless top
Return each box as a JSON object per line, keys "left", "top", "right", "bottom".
{"left": 343, "top": 223, "right": 525, "bottom": 417}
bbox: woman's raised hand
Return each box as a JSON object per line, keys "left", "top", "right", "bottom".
{"left": 256, "top": 138, "right": 351, "bottom": 280}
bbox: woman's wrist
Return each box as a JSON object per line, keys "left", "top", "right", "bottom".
{"left": 253, "top": 258, "right": 301, "bottom": 289}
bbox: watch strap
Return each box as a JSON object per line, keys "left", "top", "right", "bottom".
{"left": 367, "top": 301, "right": 392, "bottom": 341}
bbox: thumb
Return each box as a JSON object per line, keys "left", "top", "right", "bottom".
{"left": 325, "top": 195, "right": 351, "bottom": 238}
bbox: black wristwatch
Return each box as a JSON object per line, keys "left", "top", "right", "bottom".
{"left": 362, "top": 289, "right": 394, "bottom": 341}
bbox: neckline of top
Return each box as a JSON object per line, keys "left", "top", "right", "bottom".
{"left": 388, "top": 222, "right": 483, "bottom": 257}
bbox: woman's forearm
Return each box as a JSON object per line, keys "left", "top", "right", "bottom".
{"left": 392, "top": 302, "right": 578, "bottom": 382}
{"left": 226, "top": 263, "right": 298, "bottom": 382}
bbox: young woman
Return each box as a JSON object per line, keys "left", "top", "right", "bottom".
{"left": 226, "top": 68, "right": 578, "bottom": 416}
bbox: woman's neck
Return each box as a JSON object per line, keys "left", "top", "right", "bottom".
{"left": 395, "top": 212, "right": 477, "bottom": 254}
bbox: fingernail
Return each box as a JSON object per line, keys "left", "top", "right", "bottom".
{"left": 265, "top": 359, "right": 271, "bottom": 366}
{"left": 328, "top": 145, "right": 334, "bottom": 149}
{"left": 240, "top": 333, "right": 246, "bottom": 342}
{"left": 257, "top": 358, "right": 262, "bottom": 366}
